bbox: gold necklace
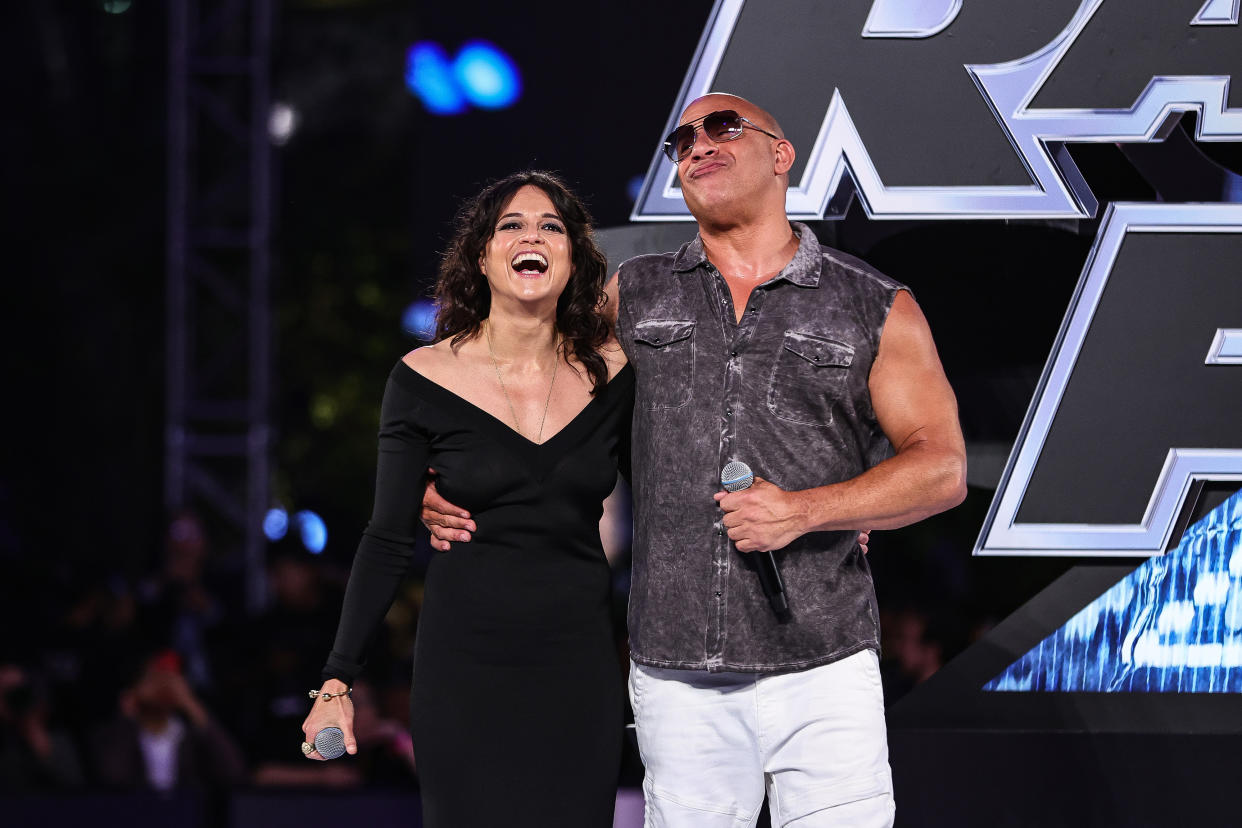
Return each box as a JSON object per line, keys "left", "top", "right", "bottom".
{"left": 484, "top": 322, "right": 560, "bottom": 442}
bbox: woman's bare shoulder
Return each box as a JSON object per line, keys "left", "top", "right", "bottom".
{"left": 401, "top": 341, "right": 456, "bottom": 380}
{"left": 402, "top": 337, "right": 490, "bottom": 392}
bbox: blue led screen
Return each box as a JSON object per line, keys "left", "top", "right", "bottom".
{"left": 986, "top": 486, "right": 1242, "bottom": 692}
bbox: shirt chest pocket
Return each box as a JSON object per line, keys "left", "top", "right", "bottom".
{"left": 767, "top": 331, "right": 854, "bottom": 427}
{"left": 633, "top": 319, "right": 695, "bottom": 410}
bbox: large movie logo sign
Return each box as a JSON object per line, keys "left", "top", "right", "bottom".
{"left": 634, "top": 0, "right": 1242, "bottom": 558}
{"left": 632, "top": 0, "right": 1241, "bottom": 221}
{"left": 977, "top": 203, "right": 1242, "bottom": 556}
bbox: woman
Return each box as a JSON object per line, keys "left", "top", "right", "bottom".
{"left": 301, "top": 170, "right": 631, "bottom": 827}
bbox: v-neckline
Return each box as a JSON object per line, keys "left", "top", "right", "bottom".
{"left": 398, "top": 361, "right": 632, "bottom": 451}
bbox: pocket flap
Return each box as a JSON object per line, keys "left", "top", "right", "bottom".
{"left": 782, "top": 331, "right": 854, "bottom": 367}
{"left": 634, "top": 319, "right": 695, "bottom": 347}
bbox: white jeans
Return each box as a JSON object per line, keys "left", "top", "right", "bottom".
{"left": 628, "top": 650, "right": 894, "bottom": 828}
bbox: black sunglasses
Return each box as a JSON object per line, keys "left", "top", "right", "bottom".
{"left": 662, "top": 109, "right": 781, "bottom": 163}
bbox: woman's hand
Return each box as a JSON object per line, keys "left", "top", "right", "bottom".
{"left": 301, "top": 679, "right": 357, "bottom": 760}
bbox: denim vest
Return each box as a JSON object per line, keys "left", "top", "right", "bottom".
{"left": 617, "top": 222, "right": 904, "bottom": 673}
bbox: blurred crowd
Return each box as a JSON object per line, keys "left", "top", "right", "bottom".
{"left": 0, "top": 507, "right": 978, "bottom": 803}
{"left": 0, "top": 510, "right": 419, "bottom": 803}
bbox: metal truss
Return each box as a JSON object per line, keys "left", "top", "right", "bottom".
{"left": 166, "top": 0, "right": 274, "bottom": 611}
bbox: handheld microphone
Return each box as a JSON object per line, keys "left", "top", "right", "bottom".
{"left": 314, "top": 727, "right": 347, "bottom": 760}
{"left": 720, "top": 461, "right": 791, "bottom": 621}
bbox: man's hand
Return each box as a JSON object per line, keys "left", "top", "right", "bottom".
{"left": 713, "top": 476, "right": 808, "bottom": 553}
{"left": 714, "top": 480, "right": 873, "bottom": 553}
{"left": 420, "top": 471, "right": 474, "bottom": 552}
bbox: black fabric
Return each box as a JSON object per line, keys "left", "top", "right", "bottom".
{"left": 325, "top": 360, "right": 633, "bottom": 827}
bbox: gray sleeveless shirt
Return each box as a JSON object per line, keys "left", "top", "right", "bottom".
{"left": 617, "top": 222, "right": 906, "bottom": 673}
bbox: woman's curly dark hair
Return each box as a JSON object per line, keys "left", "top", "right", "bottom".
{"left": 434, "top": 170, "right": 612, "bottom": 394}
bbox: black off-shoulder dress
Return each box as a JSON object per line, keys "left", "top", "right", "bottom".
{"left": 323, "top": 360, "right": 633, "bottom": 827}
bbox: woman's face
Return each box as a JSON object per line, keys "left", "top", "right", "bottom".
{"left": 479, "top": 185, "right": 574, "bottom": 310}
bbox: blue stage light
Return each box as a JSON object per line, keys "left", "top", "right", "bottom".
{"left": 406, "top": 43, "right": 467, "bottom": 115}
{"left": 402, "top": 299, "right": 438, "bottom": 341}
{"left": 1226, "top": 173, "right": 1242, "bottom": 203}
{"left": 263, "top": 508, "right": 289, "bottom": 542}
{"left": 627, "top": 175, "right": 645, "bottom": 204}
{"left": 295, "top": 510, "right": 328, "bottom": 555}
{"left": 452, "top": 41, "right": 521, "bottom": 109}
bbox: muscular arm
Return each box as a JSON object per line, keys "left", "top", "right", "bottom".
{"left": 718, "top": 291, "right": 966, "bottom": 551}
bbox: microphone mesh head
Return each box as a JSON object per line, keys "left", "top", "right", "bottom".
{"left": 314, "top": 726, "right": 347, "bottom": 760}
{"left": 721, "top": 460, "right": 754, "bottom": 492}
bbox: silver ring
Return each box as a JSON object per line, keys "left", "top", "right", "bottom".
{"left": 301, "top": 741, "right": 314, "bottom": 756}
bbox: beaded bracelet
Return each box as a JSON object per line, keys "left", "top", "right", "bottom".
{"left": 308, "top": 687, "right": 352, "bottom": 701}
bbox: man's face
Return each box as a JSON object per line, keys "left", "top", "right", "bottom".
{"left": 674, "top": 95, "right": 782, "bottom": 216}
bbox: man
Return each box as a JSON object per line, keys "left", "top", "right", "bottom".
{"left": 89, "top": 650, "right": 246, "bottom": 792}
{"left": 425, "top": 93, "right": 966, "bottom": 826}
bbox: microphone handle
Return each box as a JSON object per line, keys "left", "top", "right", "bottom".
{"left": 720, "top": 461, "right": 790, "bottom": 620}
{"left": 754, "top": 551, "right": 790, "bottom": 619}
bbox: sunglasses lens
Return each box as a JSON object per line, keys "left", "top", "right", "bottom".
{"left": 663, "top": 111, "right": 745, "bottom": 161}
{"left": 665, "top": 124, "right": 696, "bottom": 161}
{"left": 704, "top": 111, "right": 743, "bottom": 142}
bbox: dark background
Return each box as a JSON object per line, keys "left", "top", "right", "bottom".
{"left": 5, "top": 0, "right": 721, "bottom": 585}
{"left": 4, "top": 0, "right": 1241, "bottom": 719}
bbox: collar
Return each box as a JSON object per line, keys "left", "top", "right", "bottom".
{"left": 671, "top": 221, "right": 821, "bottom": 287}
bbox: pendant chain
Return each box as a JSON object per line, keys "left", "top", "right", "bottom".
{"left": 484, "top": 322, "right": 559, "bottom": 442}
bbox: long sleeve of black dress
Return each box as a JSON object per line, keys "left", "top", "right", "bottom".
{"left": 322, "top": 368, "right": 429, "bottom": 685}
